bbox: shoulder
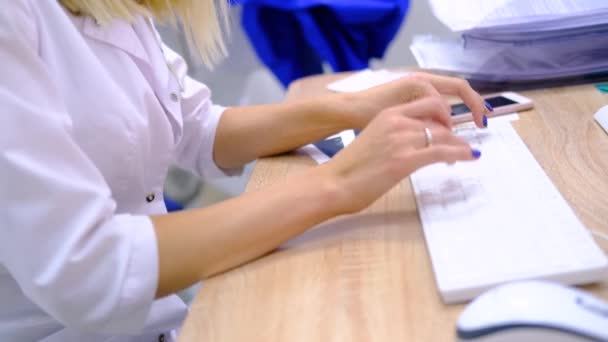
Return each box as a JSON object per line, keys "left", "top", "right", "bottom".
{"left": 0, "top": 0, "right": 38, "bottom": 26}
{"left": 0, "top": 0, "right": 39, "bottom": 50}
{"left": 0, "top": 0, "right": 33, "bottom": 15}
{"left": 1, "top": 0, "right": 80, "bottom": 54}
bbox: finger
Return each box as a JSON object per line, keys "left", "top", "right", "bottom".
{"left": 408, "top": 145, "right": 481, "bottom": 171}
{"left": 406, "top": 78, "right": 441, "bottom": 102}
{"left": 405, "top": 125, "right": 469, "bottom": 150}
{"left": 431, "top": 128, "right": 469, "bottom": 147}
{"left": 412, "top": 73, "right": 489, "bottom": 128}
{"left": 389, "top": 96, "right": 452, "bottom": 129}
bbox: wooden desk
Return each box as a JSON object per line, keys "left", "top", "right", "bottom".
{"left": 180, "top": 74, "right": 608, "bottom": 341}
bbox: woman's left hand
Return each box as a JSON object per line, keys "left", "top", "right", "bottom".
{"left": 336, "top": 71, "right": 491, "bottom": 130}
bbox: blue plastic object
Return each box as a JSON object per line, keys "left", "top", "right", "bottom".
{"left": 164, "top": 195, "right": 184, "bottom": 212}
{"left": 595, "top": 83, "right": 608, "bottom": 93}
{"left": 239, "top": 0, "right": 409, "bottom": 86}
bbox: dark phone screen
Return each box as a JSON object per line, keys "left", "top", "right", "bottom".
{"left": 451, "top": 96, "right": 518, "bottom": 115}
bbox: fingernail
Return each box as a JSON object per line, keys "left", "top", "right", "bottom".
{"left": 472, "top": 149, "right": 482, "bottom": 159}
{"left": 482, "top": 115, "right": 488, "bottom": 127}
{"left": 484, "top": 101, "right": 494, "bottom": 112}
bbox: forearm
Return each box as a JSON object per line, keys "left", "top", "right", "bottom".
{"left": 213, "top": 95, "right": 354, "bottom": 169}
{"left": 151, "top": 165, "right": 342, "bottom": 298}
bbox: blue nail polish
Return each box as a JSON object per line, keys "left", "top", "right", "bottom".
{"left": 484, "top": 101, "right": 494, "bottom": 112}
{"left": 472, "top": 149, "right": 482, "bottom": 158}
{"left": 482, "top": 115, "right": 488, "bottom": 127}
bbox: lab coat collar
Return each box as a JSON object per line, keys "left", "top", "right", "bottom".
{"left": 82, "top": 16, "right": 172, "bottom": 106}
{"left": 82, "top": 16, "right": 149, "bottom": 66}
{"left": 80, "top": 15, "right": 180, "bottom": 140}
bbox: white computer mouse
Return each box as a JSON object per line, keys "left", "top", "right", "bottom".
{"left": 595, "top": 104, "right": 608, "bottom": 135}
{"left": 456, "top": 281, "right": 608, "bottom": 342}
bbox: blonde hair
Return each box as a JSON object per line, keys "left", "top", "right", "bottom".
{"left": 60, "top": 0, "right": 229, "bottom": 66}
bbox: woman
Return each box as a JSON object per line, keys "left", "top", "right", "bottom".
{"left": 0, "top": 0, "right": 490, "bottom": 341}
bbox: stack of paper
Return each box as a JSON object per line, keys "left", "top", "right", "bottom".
{"left": 411, "top": 0, "right": 608, "bottom": 84}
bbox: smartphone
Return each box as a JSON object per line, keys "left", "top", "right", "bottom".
{"left": 451, "top": 92, "right": 534, "bottom": 124}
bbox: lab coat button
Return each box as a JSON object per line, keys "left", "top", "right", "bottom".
{"left": 169, "top": 92, "right": 179, "bottom": 102}
{"left": 158, "top": 334, "right": 165, "bottom": 342}
{"left": 146, "top": 193, "right": 156, "bottom": 203}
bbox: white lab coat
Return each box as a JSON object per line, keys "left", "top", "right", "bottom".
{"left": 0, "top": 1, "right": 237, "bottom": 341}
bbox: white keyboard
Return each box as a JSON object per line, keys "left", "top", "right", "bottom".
{"left": 410, "top": 122, "right": 608, "bottom": 303}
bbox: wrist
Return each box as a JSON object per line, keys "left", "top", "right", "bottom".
{"left": 315, "top": 159, "right": 373, "bottom": 216}
{"left": 335, "top": 92, "right": 378, "bottom": 130}
{"left": 311, "top": 93, "right": 362, "bottom": 131}
{"left": 308, "top": 164, "right": 351, "bottom": 217}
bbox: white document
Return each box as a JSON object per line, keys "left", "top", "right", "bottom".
{"left": 594, "top": 105, "right": 608, "bottom": 135}
{"left": 429, "top": 0, "right": 608, "bottom": 32}
{"left": 326, "top": 69, "right": 408, "bottom": 93}
{"left": 411, "top": 122, "right": 608, "bottom": 302}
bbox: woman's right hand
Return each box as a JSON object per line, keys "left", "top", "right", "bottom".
{"left": 323, "top": 96, "right": 481, "bottom": 214}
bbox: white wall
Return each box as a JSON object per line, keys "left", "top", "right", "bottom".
{"left": 375, "top": 0, "right": 456, "bottom": 69}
